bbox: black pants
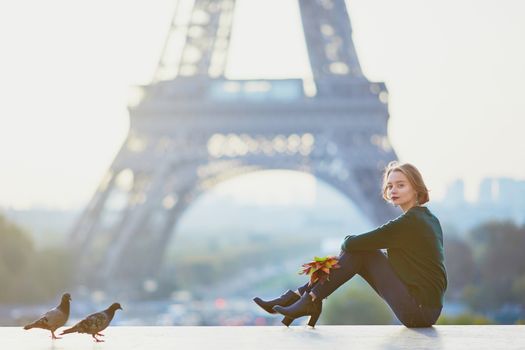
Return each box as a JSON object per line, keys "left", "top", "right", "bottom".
{"left": 297, "top": 250, "right": 442, "bottom": 327}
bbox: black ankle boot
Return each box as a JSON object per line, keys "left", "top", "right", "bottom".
{"left": 253, "top": 290, "right": 300, "bottom": 314}
{"left": 253, "top": 290, "right": 300, "bottom": 326}
{"left": 273, "top": 292, "right": 322, "bottom": 327}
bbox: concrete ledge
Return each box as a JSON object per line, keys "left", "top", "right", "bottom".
{"left": 4, "top": 325, "right": 525, "bottom": 350}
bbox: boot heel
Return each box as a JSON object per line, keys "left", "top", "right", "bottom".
{"left": 307, "top": 310, "right": 321, "bottom": 327}
{"left": 281, "top": 316, "right": 294, "bottom": 327}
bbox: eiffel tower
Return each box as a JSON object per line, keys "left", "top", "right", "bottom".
{"left": 71, "top": 0, "right": 398, "bottom": 287}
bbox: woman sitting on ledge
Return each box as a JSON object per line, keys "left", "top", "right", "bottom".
{"left": 254, "top": 161, "right": 447, "bottom": 328}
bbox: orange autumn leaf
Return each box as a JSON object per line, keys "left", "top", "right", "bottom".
{"left": 299, "top": 256, "right": 340, "bottom": 285}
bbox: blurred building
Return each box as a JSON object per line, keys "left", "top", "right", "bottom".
{"left": 431, "top": 177, "right": 525, "bottom": 233}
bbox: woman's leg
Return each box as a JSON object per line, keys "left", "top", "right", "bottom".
{"left": 308, "top": 251, "right": 365, "bottom": 299}
{"left": 297, "top": 282, "right": 312, "bottom": 295}
{"left": 309, "top": 250, "right": 435, "bottom": 327}
{"left": 274, "top": 251, "right": 367, "bottom": 327}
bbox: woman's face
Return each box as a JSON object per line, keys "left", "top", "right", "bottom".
{"left": 386, "top": 170, "right": 418, "bottom": 212}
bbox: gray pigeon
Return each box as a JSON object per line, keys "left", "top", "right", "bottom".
{"left": 23, "top": 293, "right": 71, "bottom": 339}
{"left": 60, "top": 302, "right": 122, "bottom": 342}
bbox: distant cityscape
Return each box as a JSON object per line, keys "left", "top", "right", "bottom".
{"left": 2, "top": 176, "right": 524, "bottom": 247}
{"left": 430, "top": 177, "right": 525, "bottom": 234}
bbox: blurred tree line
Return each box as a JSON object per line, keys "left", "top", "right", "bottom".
{"left": 321, "top": 220, "right": 525, "bottom": 324}
{"left": 156, "top": 234, "right": 319, "bottom": 298}
{"left": 444, "top": 220, "right": 525, "bottom": 323}
{"left": 0, "top": 213, "right": 73, "bottom": 303}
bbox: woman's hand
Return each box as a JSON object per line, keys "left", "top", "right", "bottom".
{"left": 341, "top": 234, "right": 356, "bottom": 253}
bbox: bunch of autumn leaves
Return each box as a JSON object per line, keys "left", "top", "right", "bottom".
{"left": 299, "top": 256, "right": 341, "bottom": 285}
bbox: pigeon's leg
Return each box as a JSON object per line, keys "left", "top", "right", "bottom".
{"left": 96, "top": 333, "right": 105, "bottom": 336}
{"left": 92, "top": 334, "right": 105, "bottom": 342}
{"left": 51, "top": 331, "right": 62, "bottom": 340}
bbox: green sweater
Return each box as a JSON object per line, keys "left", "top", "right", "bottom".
{"left": 341, "top": 206, "right": 447, "bottom": 308}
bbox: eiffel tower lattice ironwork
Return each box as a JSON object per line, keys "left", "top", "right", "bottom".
{"left": 71, "top": 0, "right": 399, "bottom": 287}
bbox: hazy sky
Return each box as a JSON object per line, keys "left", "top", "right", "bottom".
{"left": 1, "top": 0, "right": 524, "bottom": 209}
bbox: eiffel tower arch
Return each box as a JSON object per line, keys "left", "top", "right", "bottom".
{"left": 71, "top": 0, "right": 399, "bottom": 287}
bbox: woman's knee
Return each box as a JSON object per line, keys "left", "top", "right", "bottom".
{"left": 338, "top": 250, "right": 368, "bottom": 264}
{"left": 337, "top": 250, "right": 383, "bottom": 274}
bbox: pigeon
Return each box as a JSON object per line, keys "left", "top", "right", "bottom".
{"left": 23, "top": 293, "right": 72, "bottom": 339}
{"left": 60, "top": 302, "right": 122, "bottom": 342}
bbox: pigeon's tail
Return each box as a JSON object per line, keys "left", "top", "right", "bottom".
{"left": 23, "top": 319, "right": 45, "bottom": 330}
{"left": 60, "top": 326, "right": 78, "bottom": 335}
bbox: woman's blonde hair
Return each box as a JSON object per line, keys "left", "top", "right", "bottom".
{"left": 381, "top": 161, "right": 430, "bottom": 205}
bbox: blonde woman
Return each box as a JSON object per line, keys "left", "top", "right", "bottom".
{"left": 254, "top": 161, "right": 447, "bottom": 327}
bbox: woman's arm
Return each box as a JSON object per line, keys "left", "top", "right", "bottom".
{"left": 341, "top": 212, "right": 412, "bottom": 251}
